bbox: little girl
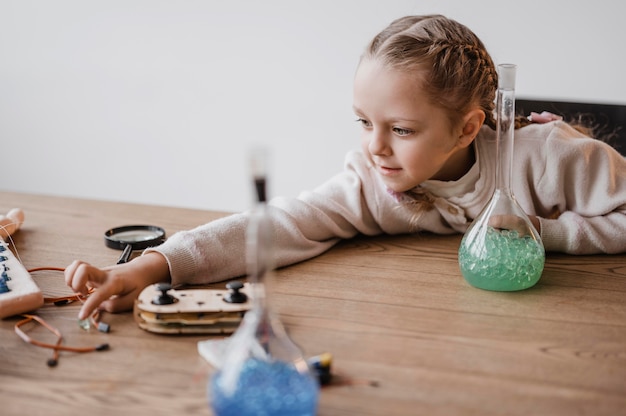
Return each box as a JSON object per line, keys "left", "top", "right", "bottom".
{"left": 66, "top": 14, "right": 626, "bottom": 320}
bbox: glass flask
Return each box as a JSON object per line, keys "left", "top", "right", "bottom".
{"left": 458, "top": 64, "right": 545, "bottom": 291}
{"left": 208, "top": 150, "right": 319, "bottom": 415}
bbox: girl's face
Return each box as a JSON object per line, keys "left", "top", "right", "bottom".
{"left": 353, "top": 58, "right": 474, "bottom": 193}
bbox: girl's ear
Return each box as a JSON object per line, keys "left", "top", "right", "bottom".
{"left": 457, "top": 109, "right": 485, "bottom": 148}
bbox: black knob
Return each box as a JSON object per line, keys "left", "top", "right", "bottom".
{"left": 223, "top": 281, "right": 248, "bottom": 304}
{"left": 152, "top": 283, "right": 177, "bottom": 305}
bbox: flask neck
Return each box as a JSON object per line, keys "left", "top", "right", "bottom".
{"left": 494, "top": 86, "right": 515, "bottom": 195}
{"left": 250, "top": 280, "right": 271, "bottom": 313}
{"left": 246, "top": 203, "right": 275, "bottom": 312}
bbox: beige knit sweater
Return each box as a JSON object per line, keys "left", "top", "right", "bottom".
{"left": 149, "top": 121, "right": 626, "bottom": 286}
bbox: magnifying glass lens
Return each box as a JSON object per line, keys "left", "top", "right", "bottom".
{"left": 108, "top": 229, "right": 162, "bottom": 243}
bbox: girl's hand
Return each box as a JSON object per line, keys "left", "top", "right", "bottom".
{"left": 528, "top": 111, "right": 563, "bottom": 124}
{"left": 64, "top": 252, "right": 170, "bottom": 320}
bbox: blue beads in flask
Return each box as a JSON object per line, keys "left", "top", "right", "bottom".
{"left": 211, "top": 358, "right": 319, "bottom": 415}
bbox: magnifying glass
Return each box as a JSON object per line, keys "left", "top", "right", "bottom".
{"left": 104, "top": 225, "right": 166, "bottom": 264}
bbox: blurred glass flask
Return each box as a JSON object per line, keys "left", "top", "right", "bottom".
{"left": 208, "top": 148, "right": 319, "bottom": 415}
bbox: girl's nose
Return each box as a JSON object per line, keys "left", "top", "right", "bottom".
{"left": 368, "top": 130, "right": 391, "bottom": 156}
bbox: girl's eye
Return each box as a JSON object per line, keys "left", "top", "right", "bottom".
{"left": 393, "top": 127, "right": 413, "bottom": 136}
{"left": 355, "top": 118, "right": 371, "bottom": 128}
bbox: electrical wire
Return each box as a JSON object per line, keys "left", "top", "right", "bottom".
{"left": 14, "top": 314, "right": 109, "bottom": 367}
{"left": 11, "top": 266, "right": 111, "bottom": 366}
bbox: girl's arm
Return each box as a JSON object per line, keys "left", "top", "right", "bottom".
{"left": 532, "top": 123, "right": 626, "bottom": 254}
{"left": 150, "top": 152, "right": 391, "bottom": 287}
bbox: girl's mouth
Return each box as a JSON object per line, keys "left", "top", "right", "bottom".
{"left": 377, "top": 164, "right": 402, "bottom": 176}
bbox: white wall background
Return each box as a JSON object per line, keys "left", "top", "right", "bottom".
{"left": 2, "top": 0, "right": 625, "bottom": 213}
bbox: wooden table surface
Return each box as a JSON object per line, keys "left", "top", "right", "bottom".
{"left": 1, "top": 191, "right": 625, "bottom": 416}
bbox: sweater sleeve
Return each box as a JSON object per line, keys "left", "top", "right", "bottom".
{"left": 531, "top": 122, "right": 626, "bottom": 254}
{"left": 147, "top": 151, "right": 387, "bottom": 286}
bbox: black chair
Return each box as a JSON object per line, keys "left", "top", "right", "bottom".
{"left": 516, "top": 98, "right": 626, "bottom": 156}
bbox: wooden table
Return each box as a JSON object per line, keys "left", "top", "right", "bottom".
{"left": 1, "top": 191, "right": 625, "bottom": 416}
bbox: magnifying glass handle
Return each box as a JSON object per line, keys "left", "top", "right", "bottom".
{"left": 117, "top": 244, "right": 133, "bottom": 264}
